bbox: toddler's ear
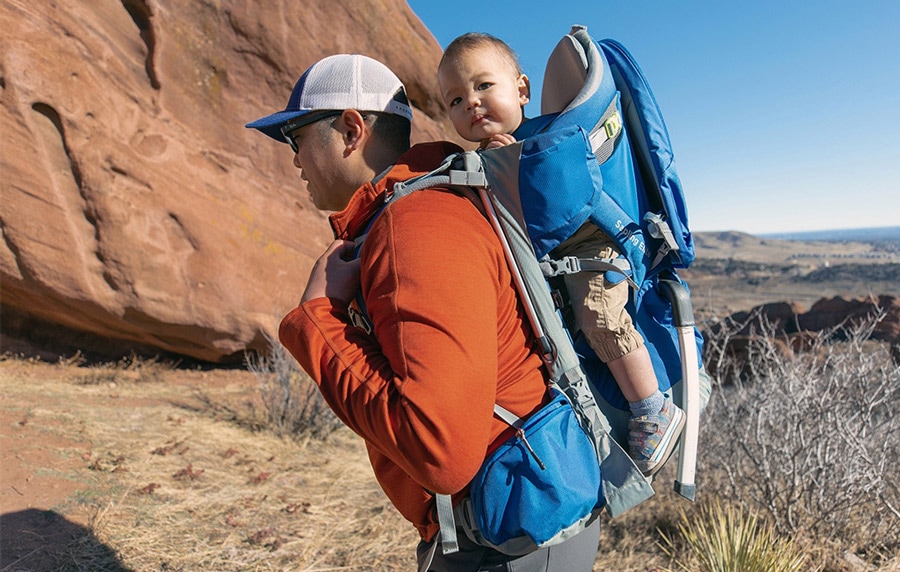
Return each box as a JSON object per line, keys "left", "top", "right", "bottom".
{"left": 518, "top": 74, "right": 531, "bottom": 105}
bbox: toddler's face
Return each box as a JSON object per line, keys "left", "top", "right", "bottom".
{"left": 438, "top": 45, "right": 529, "bottom": 144}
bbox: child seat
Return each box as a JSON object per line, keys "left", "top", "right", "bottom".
{"left": 510, "top": 26, "right": 709, "bottom": 481}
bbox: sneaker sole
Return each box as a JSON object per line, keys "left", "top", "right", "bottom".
{"left": 641, "top": 405, "right": 686, "bottom": 477}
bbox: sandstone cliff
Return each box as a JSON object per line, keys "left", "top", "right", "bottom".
{"left": 1, "top": 0, "right": 461, "bottom": 362}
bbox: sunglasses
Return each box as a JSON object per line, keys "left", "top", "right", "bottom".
{"left": 280, "top": 110, "right": 343, "bottom": 153}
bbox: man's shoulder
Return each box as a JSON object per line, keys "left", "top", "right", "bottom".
{"left": 371, "top": 187, "right": 494, "bottom": 253}
{"left": 397, "top": 141, "right": 465, "bottom": 168}
{"left": 367, "top": 188, "right": 502, "bottom": 273}
{"left": 386, "top": 186, "right": 483, "bottom": 224}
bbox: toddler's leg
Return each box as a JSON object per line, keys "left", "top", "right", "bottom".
{"left": 607, "top": 345, "right": 657, "bottom": 402}
{"left": 556, "top": 226, "right": 685, "bottom": 475}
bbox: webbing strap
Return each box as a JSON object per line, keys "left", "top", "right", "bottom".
{"left": 435, "top": 493, "right": 459, "bottom": 554}
{"left": 434, "top": 402, "right": 529, "bottom": 555}
{"left": 493, "top": 403, "right": 524, "bottom": 428}
{"left": 588, "top": 96, "right": 622, "bottom": 164}
{"left": 540, "top": 255, "right": 629, "bottom": 277}
{"left": 539, "top": 255, "right": 637, "bottom": 289}
{"left": 644, "top": 212, "right": 682, "bottom": 270}
{"left": 390, "top": 154, "right": 460, "bottom": 199}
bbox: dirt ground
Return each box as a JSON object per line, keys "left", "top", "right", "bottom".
{"left": 1, "top": 357, "right": 689, "bottom": 571}
{"left": 0, "top": 359, "right": 256, "bottom": 570}
{"left": 4, "top": 351, "right": 899, "bottom": 571}
{"left": 0, "top": 357, "right": 425, "bottom": 571}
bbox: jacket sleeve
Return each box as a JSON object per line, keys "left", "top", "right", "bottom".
{"left": 279, "top": 191, "right": 503, "bottom": 494}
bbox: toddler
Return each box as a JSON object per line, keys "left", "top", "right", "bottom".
{"left": 437, "top": 32, "right": 685, "bottom": 476}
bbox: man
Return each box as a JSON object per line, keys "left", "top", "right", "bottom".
{"left": 246, "top": 53, "right": 600, "bottom": 571}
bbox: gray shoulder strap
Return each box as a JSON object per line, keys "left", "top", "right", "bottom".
{"left": 434, "top": 493, "right": 458, "bottom": 554}
{"left": 492, "top": 403, "right": 524, "bottom": 428}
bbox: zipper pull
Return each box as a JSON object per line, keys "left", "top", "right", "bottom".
{"left": 517, "top": 428, "right": 546, "bottom": 471}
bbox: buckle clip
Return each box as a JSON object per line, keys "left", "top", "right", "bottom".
{"left": 604, "top": 112, "right": 621, "bottom": 139}
{"left": 347, "top": 305, "right": 373, "bottom": 334}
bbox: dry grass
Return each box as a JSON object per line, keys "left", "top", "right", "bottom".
{"left": 699, "top": 316, "right": 900, "bottom": 562}
{"left": 0, "top": 357, "right": 417, "bottom": 571}
{"left": 244, "top": 331, "right": 343, "bottom": 441}
{"left": 3, "top": 347, "right": 899, "bottom": 571}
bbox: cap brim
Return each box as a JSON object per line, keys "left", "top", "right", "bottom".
{"left": 245, "top": 109, "right": 313, "bottom": 143}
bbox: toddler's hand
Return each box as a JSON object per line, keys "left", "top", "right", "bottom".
{"left": 480, "top": 133, "right": 517, "bottom": 150}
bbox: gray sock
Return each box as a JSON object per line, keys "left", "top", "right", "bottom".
{"left": 629, "top": 390, "right": 664, "bottom": 418}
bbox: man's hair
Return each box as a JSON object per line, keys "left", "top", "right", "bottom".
{"left": 311, "top": 87, "right": 411, "bottom": 153}
{"left": 439, "top": 32, "right": 523, "bottom": 75}
{"left": 368, "top": 87, "right": 412, "bottom": 153}
{"left": 368, "top": 112, "right": 412, "bottom": 154}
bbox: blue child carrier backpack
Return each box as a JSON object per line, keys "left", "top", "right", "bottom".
{"left": 509, "top": 27, "right": 712, "bottom": 451}
{"left": 360, "top": 25, "right": 711, "bottom": 557}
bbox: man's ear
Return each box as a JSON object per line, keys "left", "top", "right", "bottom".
{"left": 338, "top": 109, "right": 368, "bottom": 155}
{"left": 518, "top": 74, "right": 531, "bottom": 106}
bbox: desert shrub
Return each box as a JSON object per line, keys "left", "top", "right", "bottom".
{"left": 699, "top": 313, "right": 900, "bottom": 561}
{"left": 660, "top": 501, "right": 810, "bottom": 572}
{"left": 245, "top": 331, "right": 342, "bottom": 441}
{"left": 71, "top": 352, "right": 173, "bottom": 385}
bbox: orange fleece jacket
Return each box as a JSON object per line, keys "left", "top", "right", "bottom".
{"left": 278, "top": 142, "right": 547, "bottom": 541}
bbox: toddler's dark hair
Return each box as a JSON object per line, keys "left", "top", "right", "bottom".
{"left": 440, "top": 32, "right": 522, "bottom": 75}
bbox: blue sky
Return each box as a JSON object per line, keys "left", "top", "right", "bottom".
{"left": 406, "top": 1, "right": 899, "bottom": 234}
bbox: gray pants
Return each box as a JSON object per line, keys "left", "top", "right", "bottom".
{"left": 416, "top": 518, "right": 600, "bottom": 572}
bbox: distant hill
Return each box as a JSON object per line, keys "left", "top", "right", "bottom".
{"left": 762, "top": 226, "right": 900, "bottom": 242}
{"left": 683, "top": 230, "right": 900, "bottom": 317}
{"left": 691, "top": 230, "right": 899, "bottom": 265}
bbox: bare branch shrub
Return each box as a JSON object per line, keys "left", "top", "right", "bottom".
{"left": 245, "top": 330, "right": 342, "bottom": 441}
{"left": 699, "top": 311, "right": 900, "bottom": 560}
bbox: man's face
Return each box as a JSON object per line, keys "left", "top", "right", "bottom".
{"left": 284, "top": 115, "right": 349, "bottom": 212}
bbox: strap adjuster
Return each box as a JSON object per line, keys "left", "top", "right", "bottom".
{"left": 347, "top": 305, "right": 373, "bottom": 334}
{"left": 604, "top": 112, "right": 621, "bottom": 139}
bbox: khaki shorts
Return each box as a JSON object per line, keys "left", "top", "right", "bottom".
{"left": 553, "top": 223, "right": 644, "bottom": 363}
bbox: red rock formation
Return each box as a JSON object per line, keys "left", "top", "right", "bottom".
{"left": 723, "top": 301, "right": 804, "bottom": 337}
{"left": 798, "top": 295, "right": 900, "bottom": 343}
{"left": 705, "top": 295, "right": 900, "bottom": 381}
{"left": 1, "top": 1, "right": 465, "bottom": 362}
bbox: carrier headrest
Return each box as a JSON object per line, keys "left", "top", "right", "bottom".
{"left": 541, "top": 35, "right": 589, "bottom": 115}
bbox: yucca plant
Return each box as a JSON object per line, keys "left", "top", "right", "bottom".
{"left": 659, "top": 501, "right": 813, "bottom": 572}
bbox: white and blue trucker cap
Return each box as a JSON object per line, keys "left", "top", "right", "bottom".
{"left": 246, "top": 54, "right": 413, "bottom": 142}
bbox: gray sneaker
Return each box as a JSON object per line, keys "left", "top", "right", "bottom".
{"left": 627, "top": 398, "right": 686, "bottom": 476}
